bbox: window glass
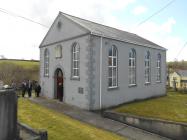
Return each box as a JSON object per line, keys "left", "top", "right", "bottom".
{"left": 129, "top": 49, "right": 136, "bottom": 85}
{"left": 145, "top": 51, "right": 150, "bottom": 83}
{"left": 108, "top": 45, "right": 118, "bottom": 88}
{"left": 156, "top": 53, "right": 161, "bottom": 82}
{"left": 44, "top": 49, "right": 49, "bottom": 76}
{"left": 72, "top": 43, "right": 80, "bottom": 78}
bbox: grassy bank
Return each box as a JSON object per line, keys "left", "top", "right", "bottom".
{"left": 115, "top": 92, "right": 187, "bottom": 123}
{"left": 18, "top": 98, "right": 126, "bottom": 140}
{"left": 0, "top": 59, "right": 39, "bottom": 69}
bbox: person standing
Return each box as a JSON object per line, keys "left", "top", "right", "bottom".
{"left": 21, "top": 81, "right": 27, "bottom": 97}
{"left": 34, "top": 81, "right": 41, "bottom": 97}
{"left": 27, "top": 80, "right": 32, "bottom": 97}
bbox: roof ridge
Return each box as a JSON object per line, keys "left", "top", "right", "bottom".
{"left": 59, "top": 11, "right": 136, "bottom": 35}
{"left": 59, "top": 11, "right": 165, "bottom": 50}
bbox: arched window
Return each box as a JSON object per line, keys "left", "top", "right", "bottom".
{"left": 129, "top": 49, "right": 136, "bottom": 85}
{"left": 145, "top": 51, "right": 151, "bottom": 83}
{"left": 72, "top": 42, "right": 80, "bottom": 78}
{"left": 108, "top": 45, "right": 118, "bottom": 88}
{"left": 44, "top": 48, "right": 49, "bottom": 76}
{"left": 55, "top": 45, "right": 62, "bottom": 58}
{"left": 156, "top": 53, "right": 161, "bottom": 82}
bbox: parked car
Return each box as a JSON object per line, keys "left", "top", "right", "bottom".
{"left": 3, "top": 85, "right": 10, "bottom": 89}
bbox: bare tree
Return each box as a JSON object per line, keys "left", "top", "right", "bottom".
{"left": 0, "top": 62, "right": 39, "bottom": 86}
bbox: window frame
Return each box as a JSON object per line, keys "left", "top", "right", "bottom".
{"left": 71, "top": 42, "right": 80, "bottom": 80}
{"left": 145, "top": 51, "right": 151, "bottom": 84}
{"left": 156, "top": 53, "right": 161, "bottom": 82}
{"left": 44, "top": 48, "right": 49, "bottom": 77}
{"left": 55, "top": 45, "right": 62, "bottom": 58}
{"left": 108, "top": 45, "right": 118, "bottom": 89}
{"left": 129, "top": 49, "right": 136, "bottom": 86}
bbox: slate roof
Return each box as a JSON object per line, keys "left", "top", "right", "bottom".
{"left": 177, "top": 70, "right": 187, "bottom": 77}
{"left": 60, "top": 12, "right": 166, "bottom": 50}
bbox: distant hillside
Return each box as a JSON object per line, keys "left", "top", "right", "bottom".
{"left": 167, "top": 60, "right": 187, "bottom": 73}
{"left": 0, "top": 59, "right": 39, "bottom": 85}
{"left": 0, "top": 59, "right": 39, "bottom": 69}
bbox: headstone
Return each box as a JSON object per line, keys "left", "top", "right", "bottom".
{"left": 0, "top": 90, "right": 17, "bottom": 140}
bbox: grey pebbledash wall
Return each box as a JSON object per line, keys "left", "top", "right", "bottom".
{"left": 0, "top": 89, "right": 17, "bottom": 140}
{"left": 90, "top": 35, "right": 166, "bottom": 110}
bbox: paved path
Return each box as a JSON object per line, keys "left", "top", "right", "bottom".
{"left": 30, "top": 97, "right": 171, "bottom": 140}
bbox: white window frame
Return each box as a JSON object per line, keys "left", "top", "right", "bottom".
{"left": 55, "top": 45, "right": 62, "bottom": 58}
{"left": 129, "top": 49, "right": 136, "bottom": 86}
{"left": 145, "top": 51, "right": 151, "bottom": 84}
{"left": 44, "top": 49, "right": 49, "bottom": 77}
{"left": 72, "top": 43, "right": 80, "bottom": 79}
{"left": 156, "top": 53, "right": 161, "bottom": 82}
{"left": 108, "top": 45, "right": 118, "bottom": 88}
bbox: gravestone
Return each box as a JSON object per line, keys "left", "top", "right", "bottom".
{"left": 0, "top": 89, "right": 18, "bottom": 140}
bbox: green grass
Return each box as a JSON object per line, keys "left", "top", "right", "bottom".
{"left": 115, "top": 92, "right": 187, "bottom": 123}
{"left": 18, "top": 98, "right": 126, "bottom": 140}
{"left": 0, "top": 60, "right": 39, "bottom": 69}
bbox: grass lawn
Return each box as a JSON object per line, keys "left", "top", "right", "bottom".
{"left": 0, "top": 59, "right": 39, "bottom": 69}
{"left": 115, "top": 92, "right": 187, "bottom": 123}
{"left": 18, "top": 98, "right": 126, "bottom": 140}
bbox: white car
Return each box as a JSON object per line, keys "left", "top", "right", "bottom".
{"left": 3, "top": 85, "right": 10, "bottom": 89}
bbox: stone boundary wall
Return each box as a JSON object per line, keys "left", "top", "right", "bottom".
{"left": 103, "top": 111, "right": 187, "bottom": 140}
{"left": 18, "top": 122, "right": 48, "bottom": 140}
{"left": 0, "top": 89, "right": 18, "bottom": 140}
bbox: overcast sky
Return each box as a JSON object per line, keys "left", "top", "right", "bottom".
{"left": 0, "top": 0, "right": 186, "bottom": 61}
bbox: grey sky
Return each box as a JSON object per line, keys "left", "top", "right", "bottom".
{"left": 0, "top": 0, "right": 186, "bottom": 61}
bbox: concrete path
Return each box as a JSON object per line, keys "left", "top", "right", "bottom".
{"left": 30, "top": 97, "right": 171, "bottom": 140}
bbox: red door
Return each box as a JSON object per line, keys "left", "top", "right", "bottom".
{"left": 56, "top": 70, "right": 63, "bottom": 101}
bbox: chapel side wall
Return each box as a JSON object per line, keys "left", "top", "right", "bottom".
{"left": 91, "top": 35, "right": 166, "bottom": 110}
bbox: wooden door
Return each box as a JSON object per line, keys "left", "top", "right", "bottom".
{"left": 56, "top": 69, "right": 63, "bottom": 101}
